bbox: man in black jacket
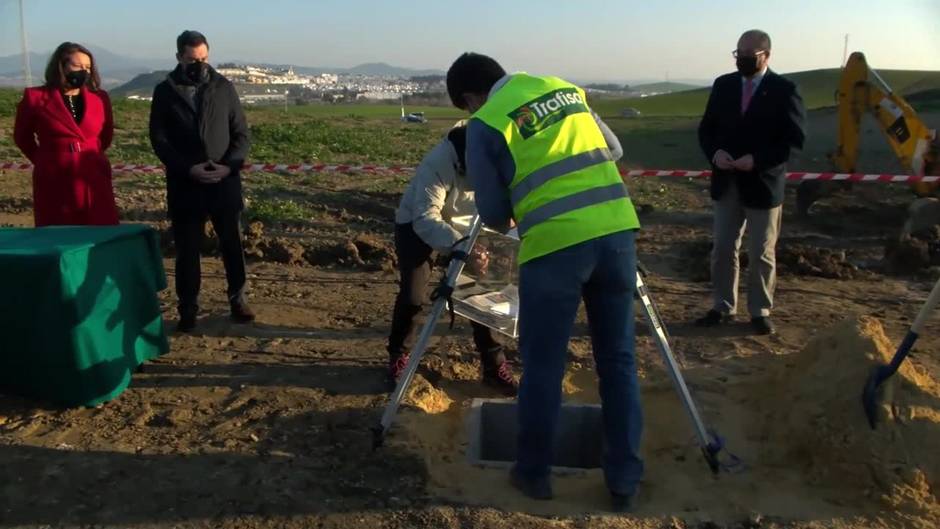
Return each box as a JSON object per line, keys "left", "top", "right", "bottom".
{"left": 696, "top": 30, "right": 806, "bottom": 335}
{"left": 149, "top": 30, "right": 254, "bottom": 332}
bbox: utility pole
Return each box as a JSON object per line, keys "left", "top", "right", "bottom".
{"left": 842, "top": 34, "right": 849, "bottom": 68}
{"left": 19, "top": 0, "right": 32, "bottom": 87}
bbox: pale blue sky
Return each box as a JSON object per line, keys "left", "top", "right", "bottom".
{"left": 1, "top": 0, "right": 938, "bottom": 82}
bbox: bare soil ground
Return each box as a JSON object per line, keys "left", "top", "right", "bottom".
{"left": 2, "top": 113, "right": 940, "bottom": 528}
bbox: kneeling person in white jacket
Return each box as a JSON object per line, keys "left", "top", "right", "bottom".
{"left": 387, "top": 122, "right": 517, "bottom": 396}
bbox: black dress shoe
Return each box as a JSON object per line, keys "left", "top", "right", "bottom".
{"left": 751, "top": 316, "right": 775, "bottom": 335}
{"left": 176, "top": 310, "right": 197, "bottom": 333}
{"left": 510, "top": 468, "right": 553, "bottom": 500}
{"left": 230, "top": 300, "right": 256, "bottom": 323}
{"left": 611, "top": 490, "right": 637, "bottom": 513}
{"left": 694, "top": 309, "right": 729, "bottom": 327}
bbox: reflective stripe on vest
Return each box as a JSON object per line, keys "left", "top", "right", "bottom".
{"left": 517, "top": 182, "right": 629, "bottom": 236}
{"left": 509, "top": 147, "right": 614, "bottom": 207}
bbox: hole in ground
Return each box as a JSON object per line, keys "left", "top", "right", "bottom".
{"left": 467, "top": 399, "right": 603, "bottom": 471}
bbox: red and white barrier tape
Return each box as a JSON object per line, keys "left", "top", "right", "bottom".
{"left": 0, "top": 162, "right": 413, "bottom": 174}
{"left": 1, "top": 162, "right": 937, "bottom": 183}
{"left": 622, "top": 169, "right": 940, "bottom": 183}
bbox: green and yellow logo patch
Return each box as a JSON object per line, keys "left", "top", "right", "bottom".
{"left": 508, "top": 88, "right": 589, "bottom": 139}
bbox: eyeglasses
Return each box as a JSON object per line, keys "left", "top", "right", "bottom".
{"left": 732, "top": 50, "right": 768, "bottom": 59}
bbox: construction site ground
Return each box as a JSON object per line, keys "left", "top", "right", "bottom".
{"left": 1, "top": 107, "right": 939, "bottom": 529}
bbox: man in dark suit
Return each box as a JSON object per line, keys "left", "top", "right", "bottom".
{"left": 149, "top": 30, "right": 254, "bottom": 332}
{"left": 695, "top": 29, "right": 806, "bottom": 335}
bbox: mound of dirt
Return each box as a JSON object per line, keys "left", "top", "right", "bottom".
{"left": 760, "top": 316, "right": 940, "bottom": 513}
{"left": 682, "top": 240, "right": 864, "bottom": 281}
{"left": 259, "top": 237, "right": 307, "bottom": 265}
{"left": 155, "top": 221, "right": 220, "bottom": 257}
{"left": 303, "top": 233, "right": 396, "bottom": 271}
{"left": 242, "top": 221, "right": 265, "bottom": 259}
{"left": 404, "top": 374, "right": 453, "bottom": 414}
{"left": 304, "top": 241, "right": 359, "bottom": 268}
{"left": 154, "top": 219, "right": 395, "bottom": 271}
{"left": 776, "top": 244, "right": 863, "bottom": 279}
{"left": 350, "top": 233, "right": 396, "bottom": 270}
{"left": 885, "top": 225, "right": 940, "bottom": 276}
{"left": 381, "top": 315, "right": 940, "bottom": 523}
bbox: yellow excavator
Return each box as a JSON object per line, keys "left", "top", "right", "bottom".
{"left": 796, "top": 52, "right": 939, "bottom": 215}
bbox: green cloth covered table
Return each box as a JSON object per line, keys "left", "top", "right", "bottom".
{"left": 0, "top": 224, "right": 169, "bottom": 407}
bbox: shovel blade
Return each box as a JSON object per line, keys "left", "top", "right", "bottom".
{"left": 862, "top": 365, "right": 892, "bottom": 430}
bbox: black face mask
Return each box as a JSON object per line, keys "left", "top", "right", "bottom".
{"left": 736, "top": 56, "right": 760, "bottom": 77}
{"left": 185, "top": 61, "right": 210, "bottom": 84}
{"left": 65, "top": 70, "right": 88, "bottom": 89}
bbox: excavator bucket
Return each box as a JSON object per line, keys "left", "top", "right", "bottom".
{"left": 801, "top": 52, "right": 939, "bottom": 215}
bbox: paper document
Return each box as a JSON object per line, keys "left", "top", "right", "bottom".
{"left": 463, "top": 285, "right": 518, "bottom": 318}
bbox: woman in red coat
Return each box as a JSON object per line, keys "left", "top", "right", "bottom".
{"left": 13, "top": 42, "right": 119, "bottom": 226}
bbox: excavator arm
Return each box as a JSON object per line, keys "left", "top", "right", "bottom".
{"left": 832, "top": 52, "right": 939, "bottom": 194}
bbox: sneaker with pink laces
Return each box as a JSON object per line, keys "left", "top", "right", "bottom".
{"left": 483, "top": 361, "right": 518, "bottom": 397}
{"left": 387, "top": 353, "right": 411, "bottom": 389}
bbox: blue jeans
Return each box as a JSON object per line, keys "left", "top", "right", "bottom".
{"left": 514, "top": 229, "right": 643, "bottom": 495}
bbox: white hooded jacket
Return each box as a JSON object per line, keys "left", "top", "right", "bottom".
{"left": 394, "top": 122, "right": 476, "bottom": 251}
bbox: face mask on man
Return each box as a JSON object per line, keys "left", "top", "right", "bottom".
{"left": 185, "top": 61, "right": 210, "bottom": 84}
{"left": 736, "top": 56, "right": 760, "bottom": 77}
{"left": 65, "top": 70, "right": 89, "bottom": 89}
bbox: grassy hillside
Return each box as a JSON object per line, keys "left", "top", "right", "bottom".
{"left": 0, "top": 88, "right": 459, "bottom": 167}
{"left": 630, "top": 82, "right": 702, "bottom": 94}
{"left": 591, "top": 67, "right": 940, "bottom": 117}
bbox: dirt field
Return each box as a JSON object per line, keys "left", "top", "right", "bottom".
{"left": 2, "top": 110, "right": 940, "bottom": 529}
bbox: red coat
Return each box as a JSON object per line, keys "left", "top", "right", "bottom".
{"left": 13, "top": 86, "right": 119, "bottom": 226}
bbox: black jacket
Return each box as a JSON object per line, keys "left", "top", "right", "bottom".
{"left": 698, "top": 70, "right": 806, "bottom": 209}
{"left": 149, "top": 65, "right": 250, "bottom": 219}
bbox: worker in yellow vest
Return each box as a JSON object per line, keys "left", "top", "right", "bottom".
{"left": 446, "top": 52, "right": 643, "bottom": 511}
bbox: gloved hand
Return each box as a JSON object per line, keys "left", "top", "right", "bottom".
{"left": 466, "top": 245, "right": 490, "bottom": 276}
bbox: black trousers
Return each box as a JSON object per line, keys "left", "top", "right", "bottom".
{"left": 387, "top": 222, "right": 504, "bottom": 369}
{"left": 172, "top": 208, "right": 247, "bottom": 313}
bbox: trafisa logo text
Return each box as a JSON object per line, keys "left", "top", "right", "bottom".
{"left": 508, "top": 88, "right": 589, "bottom": 139}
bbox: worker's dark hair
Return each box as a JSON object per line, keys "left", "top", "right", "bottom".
{"left": 446, "top": 52, "right": 507, "bottom": 110}
{"left": 44, "top": 42, "right": 102, "bottom": 91}
{"left": 740, "top": 29, "right": 772, "bottom": 51}
{"left": 176, "top": 30, "right": 209, "bottom": 55}
{"left": 447, "top": 125, "right": 468, "bottom": 171}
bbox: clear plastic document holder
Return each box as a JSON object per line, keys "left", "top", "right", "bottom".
{"left": 450, "top": 215, "right": 520, "bottom": 338}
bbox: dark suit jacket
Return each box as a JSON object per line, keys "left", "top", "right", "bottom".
{"left": 698, "top": 70, "right": 806, "bottom": 209}
{"left": 148, "top": 66, "right": 250, "bottom": 221}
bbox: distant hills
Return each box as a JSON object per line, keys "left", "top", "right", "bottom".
{"left": 0, "top": 45, "right": 168, "bottom": 88}
{"left": 6, "top": 43, "right": 937, "bottom": 113}
{"left": 110, "top": 71, "right": 170, "bottom": 97}
{"left": 0, "top": 45, "right": 445, "bottom": 89}
{"left": 584, "top": 81, "right": 705, "bottom": 96}
{"left": 630, "top": 82, "right": 703, "bottom": 94}
{"left": 300, "top": 62, "right": 443, "bottom": 77}
{"left": 591, "top": 67, "right": 940, "bottom": 117}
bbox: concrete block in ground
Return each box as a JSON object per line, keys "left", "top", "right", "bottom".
{"left": 466, "top": 398, "right": 603, "bottom": 473}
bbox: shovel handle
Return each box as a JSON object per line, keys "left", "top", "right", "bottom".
{"left": 910, "top": 276, "right": 940, "bottom": 334}
{"left": 882, "top": 276, "right": 940, "bottom": 376}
